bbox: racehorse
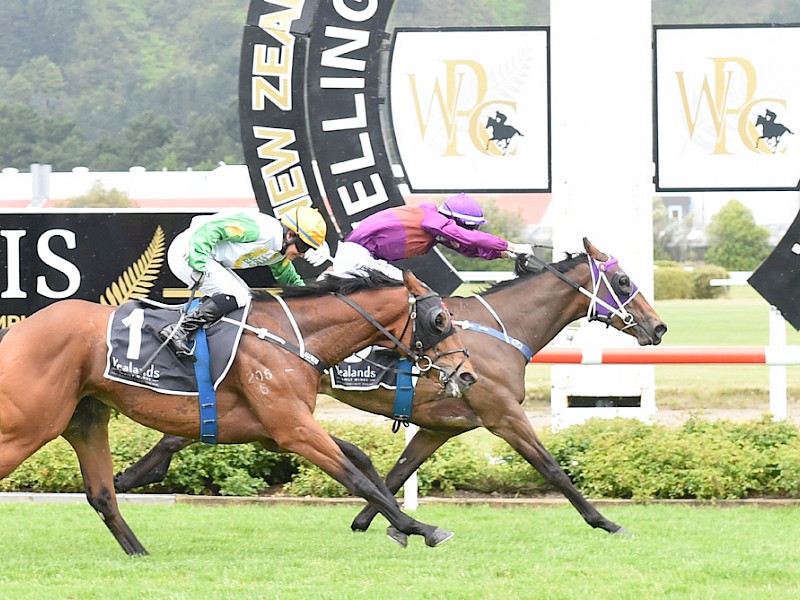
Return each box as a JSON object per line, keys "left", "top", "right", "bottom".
{"left": 0, "top": 270, "right": 478, "bottom": 555}
{"left": 485, "top": 111, "right": 523, "bottom": 154}
{"left": 115, "top": 239, "right": 667, "bottom": 542}
{"left": 755, "top": 111, "right": 793, "bottom": 152}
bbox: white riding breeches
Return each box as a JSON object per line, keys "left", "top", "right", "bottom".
{"left": 330, "top": 241, "right": 403, "bottom": 281}
{"left": 167, "top": 230, "right": 252, "bottom": 308}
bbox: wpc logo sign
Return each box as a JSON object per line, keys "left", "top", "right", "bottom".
{"left": 655, "top": 25, "right": 800, "bottom": 191}
{"left": 389, "top": 27, "right": 550, "bottom": 193}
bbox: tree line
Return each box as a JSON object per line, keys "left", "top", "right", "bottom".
{"left": 2, "top": 0, "right": 798, "bottom": 172}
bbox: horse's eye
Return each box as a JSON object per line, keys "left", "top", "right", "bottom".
{"left": 433, "top": 311, "right": 450, "bottom": 333}
{"left": 613, "top": 274, "right": 632, "bottom": 295}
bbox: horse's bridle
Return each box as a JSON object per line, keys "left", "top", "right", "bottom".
{"left": 522, "top": 252, "right": 641, "bottom": 331}
{"left": 334, "top": 289, "right": 470, "bottom": 386}
{"left": 586, "top": 256, "right": 640, "bottom": 330}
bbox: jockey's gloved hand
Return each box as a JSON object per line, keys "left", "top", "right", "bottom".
{"left": 304, "top": 240, "right": 332, "bottom": 267}
{"left": 507, "top": 243, "right": 534, "bottom": 257}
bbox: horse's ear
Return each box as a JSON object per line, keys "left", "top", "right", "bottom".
{"left": 403, "top": 270, "right": 426, "bottom": 295}
{"left": 583, "top": 237, "right": 606, "bottom": 260}
{"left": 583, "top": 238, "right": 605, "bottom": 260}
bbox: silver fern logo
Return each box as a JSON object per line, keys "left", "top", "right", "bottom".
{"left": 99, "top": 226, "right": 165, "bottom": 305}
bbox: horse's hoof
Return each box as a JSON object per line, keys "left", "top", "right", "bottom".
{"left": 386, "top": 526, "right": 408, "bottom": 548}
{"left": 351, "top": 516, "right": 370, "bottom": 533}
{"left": 425, "top": 527, "right": 454, "bottom": 547}
{"left": 612, "top": 526, "right": 633, "bottom": 537}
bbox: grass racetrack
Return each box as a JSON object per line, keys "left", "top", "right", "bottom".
{"left": 2, "top": 502, "right": 800, "bottom": 599}
{"left": 4, "top": 289, "right": 800, "bottom": 598}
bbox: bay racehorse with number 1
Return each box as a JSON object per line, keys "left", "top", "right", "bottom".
{"left": 0, "top": 270, "right": 477, "bottom": 555}
{"left": 116, "top": 238, "right": 667, "bottom": 542}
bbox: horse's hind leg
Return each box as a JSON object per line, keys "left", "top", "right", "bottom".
{"left": 0, "top": 434, "right": 51, "bottom": 481}
{"left": 62, "top": 397, "right": 148, "bottom": 556}
{"left": 350, "top": 428, "right": 454, "bottom": 535}
{"left": 269, "top": 415, "right": 452, "bottom": 547}
{"left": 115, "top": 433, "right": 195, "bottom": 492}
{"left": 332, "top": 436, "right": 415, "bottom": 545}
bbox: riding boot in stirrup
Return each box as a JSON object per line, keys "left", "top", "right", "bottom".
{"left": 159, "top": 294, "right": 238, "bottom": 358}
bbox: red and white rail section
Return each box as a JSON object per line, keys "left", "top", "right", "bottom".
{"left": 530, "top": 346, "right": 800, "bottom": 366}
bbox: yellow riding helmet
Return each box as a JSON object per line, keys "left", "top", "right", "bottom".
{"left": 281, "top": 206, "right": 327, "bottom": 250}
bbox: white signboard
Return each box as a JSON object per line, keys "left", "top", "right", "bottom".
{"left": 389, "top": 27, "right": 550, "bottom": 193}
{"left": 655, "top": 25, "right": 800, "bottom": 191}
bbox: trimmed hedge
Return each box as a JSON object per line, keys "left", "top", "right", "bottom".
{"left": 654, "top": 266, "right": 693, "bottom": 299}
{"left": 654, "top": 264, "right": 728, "bottom": 300}
{"left": 6, "top": 415, "right": 800, "bottom": 501}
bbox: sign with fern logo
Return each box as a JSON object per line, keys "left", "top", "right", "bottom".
{"left": 99, "top": 225, "right": 166, "bottom": 306}
{"left": 0, "top": 212, "right": 225, "bottom": 321}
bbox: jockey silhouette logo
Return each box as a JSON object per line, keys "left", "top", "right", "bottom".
{"left": 755, "top": 109, "right": 794, "bottom": 153}
{"left": 485, "top": 111, "right": 524, "bottom": 155}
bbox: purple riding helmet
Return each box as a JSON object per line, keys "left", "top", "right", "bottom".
{"left": 438, "top": 193, "right": 487, "bottom": 230}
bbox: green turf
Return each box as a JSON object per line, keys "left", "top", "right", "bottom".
{"left": 1, "top": 503, "right": 799, "bottom": 599}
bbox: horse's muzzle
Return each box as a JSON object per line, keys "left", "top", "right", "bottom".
{"left": 442, "top": 369, "right": 477, "bottom": 398}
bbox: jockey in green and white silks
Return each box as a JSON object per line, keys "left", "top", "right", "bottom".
{"left": 161, "top": 206, "right": 328, "bottom": 357}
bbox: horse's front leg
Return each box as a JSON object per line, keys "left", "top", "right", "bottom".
{"left": 62, "top": 397, "right": 149, "bottom": 556}
{"left": 114, "top": 433, "right": 195, "bottom": 492}
{"left": 269, "top": 414, "right": 453, "bottom": 547}
{"left": 478, "top": 401, "right": 627, "bottom": 535}
{"left": 350, "top": 428, "right": 455, "bottom": 536}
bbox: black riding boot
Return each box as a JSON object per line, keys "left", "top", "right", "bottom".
{"left": 160, "top": 294, "right": 238, "bottom": 358}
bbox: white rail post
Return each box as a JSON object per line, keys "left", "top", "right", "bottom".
{"left": 402, "top": 423, "right": 419, "bottom": 510}
{"left": 769, "top": 306, "right": 788, "bottom": 420}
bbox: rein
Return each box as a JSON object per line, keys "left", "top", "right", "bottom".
{"left": 523, "top": 251, "right": 640, "bottom": 330}
{"left": 334, "top": 292, "right": 418, "bottom": 361}
{"left": 334, "top": 291, "right": 469, "bottom": 382}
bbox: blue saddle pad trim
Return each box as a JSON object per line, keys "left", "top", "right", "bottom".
{"left": 393, "top": 358, "right": 415, "bottom": 423}
{"left": 189, "top": 300, "right": 218, "bottom": 445}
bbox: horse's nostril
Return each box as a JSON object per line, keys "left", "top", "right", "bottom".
{"left": 459, "top": 372, "right": 477, "bottom": 386}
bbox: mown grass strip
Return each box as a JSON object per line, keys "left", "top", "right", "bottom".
{"left": 2, "top": 503, "right": 799, "bottom": 599}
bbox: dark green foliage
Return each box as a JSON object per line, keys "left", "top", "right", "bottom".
{"left": 538, "top": 416, "right": 800, "bottom": 500}
{"left": 654, "top": 266, "right": 693, "bottom": 300}
{"left": 56, "top": 180, "right": 136, "bottom": 207}
{"left": 9, "top": 415, "right": 800, "bottom": 501}
{"left": 161, "top": 442, "right": 298, "bottom": 497}
{"left": 3, "top": 2, "right": 800, "bottom": 171}
{"left": 654, "top": 264, "right": 729, "bottom": 300}
{"left": 690, "top": 264, "right": 729, "bottom": 299}
{"left": 705, "top": 200, "right": 772, "bottom": 271}
{"left": 0, "top": 0, "right": 245, "bottom": 171}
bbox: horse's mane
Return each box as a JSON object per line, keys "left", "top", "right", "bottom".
{"left": 481, "top": 252, "right": 587, "bottom": 296}
{"left": 251, "top": 269, "right": 403, "bottom": 301}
